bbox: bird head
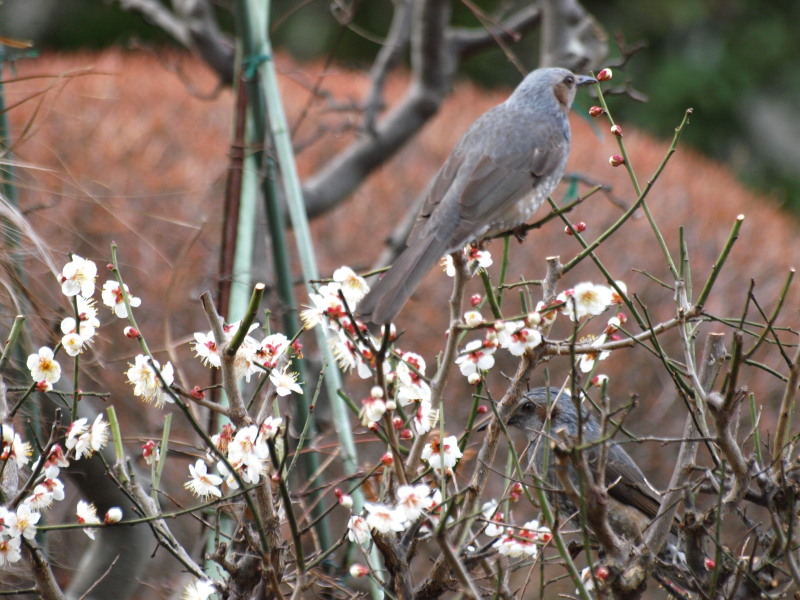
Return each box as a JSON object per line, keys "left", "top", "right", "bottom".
{"left": 503, "top": 387, "right": 574, "bottom": 440}
{"left": 512, "top": 68, "right": 597, "bottom": 113}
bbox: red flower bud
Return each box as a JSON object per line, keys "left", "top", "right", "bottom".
{"left": 124, "top": 326, "right": 140, "bottom": 339}
{"left": 399, "top": 429, "right": 413, "bottom": 440}
{"left": 610, "top": 124, "right": 623, "bottom": 137}
{"left": 392, "top": 417, "right": 403, "bottom": 430}
{"left": 334, "top": 488, "right": 343, "bottom": 499}
{"left": 595, "top": 565, "right": 610, "bottom": 580}
{"left": 589, "top": 105, "right": 604, "bottom": 117}
{"left": 609, "top": 155, "right": 624, "bottom": 167}
{"left": 596, "top": 68, "right": 612, "bottom": 81}
{"left": 190, "top": 386, "right": 205, "bottom": 400}
{"left": 477, "top": 405, "right": 488, "bottom": 415}
{"left": 470, "top": 294, "right": 482, "bottom": 307}
{"left": 704, "top": 557, "right": 716, "bottom": 571}
{"left": 381, "top": 452, "right": 393, "bottom": 467}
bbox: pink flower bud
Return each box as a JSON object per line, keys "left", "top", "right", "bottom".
{"left": 510, "top": 482, "right": 523, "bottom": 502}
{"left": 565, "top": 222, "right": 587, "bottom": 235}
{"left": 124, "top": 326, "right": 140, "bottom": 339}
{"left": 588, "top": 105, "right": 604, "bottom": 117}
{"left": 470, "top": 294, "right": 482, "bottom": 307}
{"left": 704, "top": 557, "right": 716, "bottom": 571}
{"left": 190, "top": 386, "right": 205, "bottom": 400}
{"left": 477, "top": 405, "right": 488, "bottom": 415}
{"left": 596, "top": 68, "right": 612, "bottom": 81}
{"left": 392, "top": 417, "right": 403, "bottom": 430}
{"left": 399, "top": 429, "right": 413, "bottom": 440}
{"left": 595, "top": 565, "right": 610, "bottom": 580}
{"left": 610, "top": 124, "right": 623, "bottom": 137}
{"left": 381, "top": 452, "right": 393, "bottom": 467}
{"left": 467, "top": 372, "right": 481, "bottom": 386}
{"left": 609, "top": 155, "right": 624, "bottom": 167}
{"left": 338, "top": 494, "right": 353, "bottom": 509}
{"left": 349, "top": 563, "right": 369, "bottom": 578}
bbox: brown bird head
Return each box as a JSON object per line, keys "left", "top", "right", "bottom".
{"left": 510, "top": 68, "right": 597, "bottom": 115}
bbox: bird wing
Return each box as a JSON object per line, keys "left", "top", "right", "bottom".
{"left": 408, "top": 108, "right": 569, "bottom": 250}
{"left": 602, "top": 443, "right": 663, "bottom": 520}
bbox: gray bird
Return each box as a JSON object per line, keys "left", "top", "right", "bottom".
{"left": 358, "top": 68, "right": 596, "bottom": 324}
{"left": 502, "top": 387, "right": 668, "bottom": 543}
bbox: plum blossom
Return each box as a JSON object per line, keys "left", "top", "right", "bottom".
{"left": 126, "top": 354, "right": 175, "bottom": 407}
{"left": 1, "top": 424, "right": 31, "bottom": 468}
{"left": 364, "top": 502, "right": 407, "bottom": 534}
{"left": 184, "top": 459, "right": 223, "bottom": 500}
{"left": 481, "top": 501, "right": 504, "bottom": 537}
{"left": 395, "top": 352, "right": 431, "bottom": 405}
{"left": 27, "top": 346, "right": 61, "bottom": 384}
{"left": 60, "top": 255, "right": 97, "bottom": 298}
{"left": 559, "top": 282, "right": 614, "bottom": 321}
{"left": 578, "top": 334, "right": 611, "bottom": 373}
{"left": 466, "top": 246, "right": 493, "bottom": 270}
{"left": 0, "top": 536, "right": 21, "bottom": 566}
{"left": 6, "top": 503, "right": 40, "bottom": 540}
{"left": 495, "top": 519, "right": 552, "bottom": 558}
{"left": 101, "top": 280, "right": 141, "bottom": 318}
{"left": 332, "top": 266, "right": 370, "bottom": 306}
{"left": 255, "top": 333, "right": 290, "bottom": 369}
{"left": 142, "top": 440, "right": 159, "bottom": 465}
{"left": 329, "top": 329, "right": 373, "bottom": 379}
{"left": 259, "top": 416, "right": 282, "bottom": 440}
{"left": 409, "top": 400, "right": 439, "bottom": 435}
{"left": 493, "top": 320, "right": 543, "bottom": 356}
{"left": 395, "top": 484, "right": 431, "bottom": 522}
{"left": 269, "top": 366, "right": 302, "bottom": 397}
{"left": 76, "top": 500, "right": 101, "bottom": 539}
{"left": 421, "top": 435, "right": 463, "bottom": 475}
{"left": 226, "top": 425, "right": 269, "bottom": 484}
{"left": 455, "top": 339, "right": 496, "bottom": 377}
{"left": 360, "top": 393, "right": 388, "bottom": 426}
{"left": 347, "top": 514, "right": 370, "bottom": 546}
{"left": 300, "top": 283, "right": 347, "bottom": 330}
{"left": 66, "top": 414, "right": 109, "bottom": 459}
{"left": 193, "top": 331, "right": 221, "bottom": 368}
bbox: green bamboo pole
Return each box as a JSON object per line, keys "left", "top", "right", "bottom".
{"left": 239, "top": 0, "right": 380, "bottom": 591}
{"left": 234, "top": 0, "right": 336, "bottom": 555}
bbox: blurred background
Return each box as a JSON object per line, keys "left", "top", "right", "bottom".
{"left": 2, "top": 0, "right": 800, "bottom": 210}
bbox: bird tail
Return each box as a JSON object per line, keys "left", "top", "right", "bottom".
{"left": 358, "top": 238, "right": 448, "bottom": 324}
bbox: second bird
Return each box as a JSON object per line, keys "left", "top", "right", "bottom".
{"left": 358, "top": 67, "right": 597, "bottom": 324}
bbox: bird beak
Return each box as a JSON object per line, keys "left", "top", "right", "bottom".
{"left": 576, "top": 75, "right": 597, "bottom": 86}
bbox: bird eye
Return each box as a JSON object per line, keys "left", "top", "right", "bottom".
{"left": 521, "top": 401, "right": 534, "bottom": 412}
{"left": 563, "top": 75, "right": 575, "bottom": 85}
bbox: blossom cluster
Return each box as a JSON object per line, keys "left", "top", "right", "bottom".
{"left": 183, "top": 418, "right": 283, "bottom": 500}
{"left": 455, "top": 281, "right": 626, "bottom": 384}
{"left": 346, "top": 483, "right": 443, "bottom": 544}
{"left": 0, "top": 416, "right": 120, "bottom": 566}
{"left": 192, "top": 323, "right": 301, "bottom": 396}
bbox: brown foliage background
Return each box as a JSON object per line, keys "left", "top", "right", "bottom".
{"left": 5, "top": 49, "right": 799, "bottom": 594}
